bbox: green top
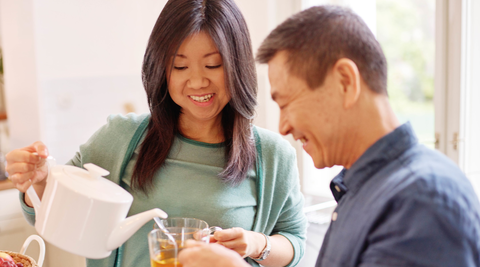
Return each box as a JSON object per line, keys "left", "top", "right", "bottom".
{"left": 20, "top": 113, "right": 307, "bottom": 267}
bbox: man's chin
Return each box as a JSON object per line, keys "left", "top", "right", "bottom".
{"left": 313, "top": 159, "right": 327, "bottom": 169}
{"left": 312, "top": 157, "right": 335, "bottom": 169}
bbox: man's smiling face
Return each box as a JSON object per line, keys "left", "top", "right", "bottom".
{"left": 268, "top": 51, "right": 343, "bottom": 169}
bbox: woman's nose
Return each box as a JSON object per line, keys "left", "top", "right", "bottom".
{"left": 187, "top": 71, "right": 209, "bottom": 89}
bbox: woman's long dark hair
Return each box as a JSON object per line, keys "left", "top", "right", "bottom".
{"left": 132, "top": 0, "right": 258, "bottom": 192}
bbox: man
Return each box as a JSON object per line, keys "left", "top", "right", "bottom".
{"left": 179, "top": 5, "right": 480, "bottom": 267}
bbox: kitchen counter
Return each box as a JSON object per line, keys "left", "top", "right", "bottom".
{"left": 0, "top": 180, "right": 14, "bottom": 191}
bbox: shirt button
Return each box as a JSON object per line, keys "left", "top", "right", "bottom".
{"left": 335, "top": 185, "right": 341, "bottom": 192}
{"left": 332, "top": 212, "right": 338, "bottom": 221}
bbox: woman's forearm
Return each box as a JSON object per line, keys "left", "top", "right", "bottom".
{"left": 253, "top": 234, "right": 294, "bottom": 267}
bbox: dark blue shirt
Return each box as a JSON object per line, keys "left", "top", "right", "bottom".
{"left": 315, "top": 123, "right": 480, "bottom": 267}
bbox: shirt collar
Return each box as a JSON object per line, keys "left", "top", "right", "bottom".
{"left": 330, "top": 122, "right": 418, "bottom": 202}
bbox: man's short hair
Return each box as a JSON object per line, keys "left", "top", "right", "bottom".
{"left": 256, "top": 5, "right": 388, "bottom": 95}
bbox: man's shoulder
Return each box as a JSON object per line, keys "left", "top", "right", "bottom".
{"left": 388, "top": 144, "right": 479, "bottom": 217}
{"left": 397, "top": 144, "right": 470, "bottom": 191}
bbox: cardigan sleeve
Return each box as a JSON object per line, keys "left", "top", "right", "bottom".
{"left": 66, "top": 113, "right": 149, "bottom": 184}
{"left": 18, "top": 113, "right": 149, "bottom": 229}
{"left": 273, "top": 177, "right": 307, "bottom": 267}
{"left": 271, "top": 149, "right": 307, "bottom": 267}
{"left": 252, "top": 126, "right": 307, "bottom": 267}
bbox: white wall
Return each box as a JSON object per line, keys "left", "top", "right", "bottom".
{"left": 0, "top": 0, "right": 165, "bottom": 164}
{"left": 0, "top": 0, "right": 301, "bottom": 165}
{"left": 0, "top": 0, "right": 41, "bottom": 150}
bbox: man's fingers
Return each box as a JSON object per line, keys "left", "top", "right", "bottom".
{"left": 177, "top": 248, "right": 194, "bottom": 265}
{"left": 178, "top": 243, "right": 206, "bottom": 265}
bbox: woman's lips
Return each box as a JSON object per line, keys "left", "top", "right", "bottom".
{"left": 188, "top": 93, "right": 215, "bottom": 106}
{"left": 189, "top": 93, "right": 214, "bottom": 102}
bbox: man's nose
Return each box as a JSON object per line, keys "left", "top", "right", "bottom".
{"left": 187, "top": 70, "right": 209, "bottom": 89}
{"left": 279, "top": 113, "right": 291, "bottom": 136}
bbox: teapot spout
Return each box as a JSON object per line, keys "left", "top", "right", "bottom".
{"left": 106, "top": 208, "right": 168, "bottom": 251}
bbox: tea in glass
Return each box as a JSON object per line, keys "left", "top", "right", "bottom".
{"left": 148, "top": 218, "right": 212, "bottom": 267}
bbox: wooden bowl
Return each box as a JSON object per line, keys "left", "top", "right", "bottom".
{"left": 0, "top": 250, "right": 38, "bottom": 267}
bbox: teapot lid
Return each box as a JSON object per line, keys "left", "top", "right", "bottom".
{"left": 53, "top": 163, "right": 133, "bottom": 203}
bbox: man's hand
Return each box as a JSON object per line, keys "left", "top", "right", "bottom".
{"left": 178, "top": 240, "right": 250, "bottom": 267}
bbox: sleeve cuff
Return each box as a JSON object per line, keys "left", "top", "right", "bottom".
{"left": 19, "top": 192, "right": 36, "bottom": 226}
{"left": 276, "top": 231, "right": 305, "bottom": 267}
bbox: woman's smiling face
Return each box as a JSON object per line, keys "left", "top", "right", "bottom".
{"left": 167, "top": 31, "right": 230, "bottom": 125}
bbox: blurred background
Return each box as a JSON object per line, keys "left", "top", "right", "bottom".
{"left": 0, "top": 0, "right": 479, "bottom": 266}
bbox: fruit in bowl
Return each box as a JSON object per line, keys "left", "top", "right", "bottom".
{"left": 0, "top": 252, "right": 24, "bottom": 267}
{"left": 0, "top": 253, "right": 13, "bottom": 262}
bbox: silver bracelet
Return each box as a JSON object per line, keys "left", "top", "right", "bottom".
{"left": 250, "top": 232, "right": 271, "bottom": 261}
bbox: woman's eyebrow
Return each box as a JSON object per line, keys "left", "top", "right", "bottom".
{"left": 175, "top": 51, "right": 219, "bottom": 59}
{"left": 203, "top": 51, "right": 220, "bottom": 58}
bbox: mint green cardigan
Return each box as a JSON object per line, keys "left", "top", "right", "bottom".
{"left": 21, "top": 113, "right": 307, "bottom": 267}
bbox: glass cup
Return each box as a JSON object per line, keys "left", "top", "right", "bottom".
{"left": 148, "top": 218, "right": 221, "bottom": 267}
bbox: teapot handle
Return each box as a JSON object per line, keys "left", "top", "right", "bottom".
{"left": 20, "top": 235, "right": 45, "bottom": 267}
{"left": 25, "top": 154, "right": 55, "bottom": 213}
{"left": 26, "top": 187, "right": 42, "bottom": 213}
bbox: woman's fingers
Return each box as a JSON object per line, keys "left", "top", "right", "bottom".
{"left": 214, "top": 227, "right": 243, "bottom": 242}
{"left": 8, "top": 171, "right": 35, "bottom": 184}
{"left": 213, "top": 228, "right": 251, "bottom": 257}
{"left": 6, "top": 151, "right": 44, "bottom": 168}
{"left": 31, "top": 141, "right": 49, "bottom": 158}
{"left": 218, "top": 240, "right": 248, "bottom": 257}
{"left": 19, "top": 141, "right": 49, "bottom": 158}
{"left": 5, "top": 142, "right": 50, "bottom": 193}
{"left": 16, "top": 179, "right": 33, "bottom": 193}
{"left": 209, "top": 235, "right": 218, "bottom": 243}
{"left": 6, "top": 161, "right": 37, "bottom": 174}
{"left": 8, "top": 171, "right": 37, "bottom": 193}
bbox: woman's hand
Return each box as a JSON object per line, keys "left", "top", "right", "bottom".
{"left": 5, "top": 141, "right": 49, "bottom": 195}
{"left": 212, "top": 227, "right": 267, "bottom": 258}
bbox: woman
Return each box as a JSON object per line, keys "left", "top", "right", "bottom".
{"left": 6, "top": 0, "right": 307, "bottom": 266}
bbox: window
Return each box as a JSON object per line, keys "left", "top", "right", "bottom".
{"left": 301, "top": 0, "right": 436, "bottom": 203}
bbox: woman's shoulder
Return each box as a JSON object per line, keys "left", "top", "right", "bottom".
{"left": 105, "top": 113, "right": 150, "bottom": 130}
{"left": 253, "top": 125, "right": 296, "bottom": 159}
{"left": 85, "top": 113, "right": 150, "bottom": 146}
{"left": 70, "top": 113, "right": 151, "bottom": 172}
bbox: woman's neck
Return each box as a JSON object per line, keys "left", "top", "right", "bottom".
{"left": 178, "top": 114, "right": 225, "bottom": 143}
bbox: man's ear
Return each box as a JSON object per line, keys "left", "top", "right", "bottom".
{"left": 333, "top": 58, "right": 361, "bottom": 109}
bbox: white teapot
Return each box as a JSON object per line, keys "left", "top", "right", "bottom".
{"left": 26, "top": 158, "right": 167, "bottom": 259}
